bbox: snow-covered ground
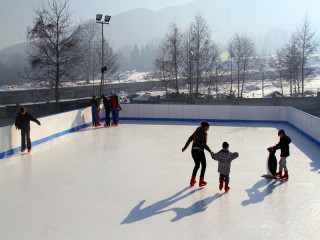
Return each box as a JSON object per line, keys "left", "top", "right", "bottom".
{"left": 1, "top": 71, "right": 320, "bottom": 100}
{"left": 0, "top": 121, "right": 319, "bottom": 239}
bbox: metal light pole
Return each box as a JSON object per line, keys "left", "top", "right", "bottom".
{"left": 96, "top": 14, "right": 111, "bottom": 96}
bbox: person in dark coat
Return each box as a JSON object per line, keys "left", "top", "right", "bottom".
{"left": 182, "top": 121, "right": 213, "bottom": 187}
{"left": 268, "top": 129, "right": 292, "bottom": 180}
{"left": 102, "top": 94, "right": 111, "bottom": 127}
{"left": 15, "top": 106, "right": 41, "bottom": 153}
{"left": 89, "top": 95, "right": 99, "bottom": 127}
{"left": 109, "top": 90, "right": 120, "bottom": 126}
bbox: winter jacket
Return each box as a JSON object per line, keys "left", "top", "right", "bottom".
{"left": 103, "top": 96, "right": 111, "bottom": 110}
{"left": 273, "top": 135, "right": 292, "bottom": 157}
{"left": 184, "top": 126, "right": 212, "bottom": 152}
{"left": 15, "top": 112, "right": 40, "bottom": 130}
{"left": 89, "top": 98, "right": 99, "bottom": 113}
{"left": 109, "top": 95, "right": 120, "bottom": 110}
{"left": 211, "top": 149, "right": 239, "bottom": 175}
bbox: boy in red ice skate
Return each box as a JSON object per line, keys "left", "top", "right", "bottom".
{"left": 268, "top": 129, "right": 292, "bottom": 180}
{"left": 211, "top": 142, "right": 239, "bottom": 192}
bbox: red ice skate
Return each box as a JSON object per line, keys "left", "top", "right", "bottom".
{"left": 21, "top": 149, "right": 25, "bottom": 153}
{"left": 280, "top": 171, "right": 289, "bottom": 180}
{"left": 275, "top": 170, "right": 283, "bottom": 178}
{"left": 190, "top": 176, "right": 196, "bottom": 187}
{"left": 104, "top": 124, "right": 110, "bottom": 127}
{"left": 219, "top": 179, "right": 224, "bottom": 191}
{"left": 199, "top": 177, "right": 207, "bottom": 187}
{"left": 224, "top": 182, "right": 230, "bottom": 192}
{"left": 28, "top": 149, "right": 31, "bottom": 153}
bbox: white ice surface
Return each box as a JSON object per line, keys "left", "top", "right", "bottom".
{"left": 0, "top": 121, "right": 320, "bottom": 240}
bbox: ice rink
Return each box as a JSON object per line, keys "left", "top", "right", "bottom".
{"left": 1, "top": 120, "right": 320, "bottom": 240}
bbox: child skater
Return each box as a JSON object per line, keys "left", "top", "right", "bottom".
{"left": 182, "top": 121, "right": 213, "bottom": 187}
{"left": 211, "top": 142, "right": 239, "bottom": 192}
{"left": 268, "top": 129, "right": 292, "bottom": 180}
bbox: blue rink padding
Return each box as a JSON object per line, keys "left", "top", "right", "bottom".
{"left": 1, "top": 104, "right": 320, "bottom": 159}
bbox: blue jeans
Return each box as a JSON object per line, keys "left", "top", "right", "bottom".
{"left": 112, "top": 110, "right": 118, "bottom": 124}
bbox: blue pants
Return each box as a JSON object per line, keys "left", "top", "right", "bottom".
{"left": 112, "top": 110, "right": 118, "bottom": 124}
{"left": 92, "top": 108, "right": 98, "bottom": 123}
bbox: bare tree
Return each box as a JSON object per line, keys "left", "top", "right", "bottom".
{"left": 154, "top": 41, "right": 170, "bottom": 97}
{"left": 283, "top": 32, "right": 301, "bottom": 96}
{"left": 297, "top": 15, "right": 318, "bottom": 96}
{"left": 79, "top": 20, "right": 99, "bottom": 84}
{"left": 189, "top": 13, "right": 214, "bottom": 98}
{"left": 257, "top": 54, "right": 268, "bottom": 97}
{"left": 205, "top": 48, "right": 220, "bottom": 97}
{"left": 181, "top": 25, "right": 195, "bottom": 100}
{"left": 227, "top": 43, "right": 235, "bottom": 97}
{"left": 269, "top": 49, "right": 286, "bottom": 96}
{"left": 79, "top": 20, "right": 118, "bottom": 90}
{"left": 229, "top": 33, "right": 256, "bottom": 98}
{"left": 162, "top": 22, "right": 184, "bottom": 93}
{"left": 26, "top": 0, "right": 82, "bottom": 102}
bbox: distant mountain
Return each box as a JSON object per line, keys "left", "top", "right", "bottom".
{"left": 2, "top": 0, "right": 320, "bottom": 84}
{"left": 0, "top": 43, "right": 30, "bottom": 85}
{"left": 107, "top": 0, "right": 320, "bottom": 53}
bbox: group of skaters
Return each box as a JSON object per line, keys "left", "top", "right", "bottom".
{"left": 182, "top": 120, "right": 292, "bottom": 192}
{"left": 14, "top": 90, "right": 121, "bottom": 154}
{"left": 89, "top": 90, "right": 121, "bottom": 128}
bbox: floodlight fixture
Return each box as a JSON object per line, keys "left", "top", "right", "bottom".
{"left": 96, "top": 14, "right": 102, "bottom": 22}
{"left": 104, "top": 15, "right": 111, "bottom": 23}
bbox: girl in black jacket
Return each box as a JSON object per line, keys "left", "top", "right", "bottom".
{"left": 182, "top": 121, "right": 213, "bottom": 187}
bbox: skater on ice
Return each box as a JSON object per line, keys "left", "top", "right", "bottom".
{"left": 89, "top": 95, "right": 99, "bottom": 127}
{"left": 102, "top": 94, "right": 111, "bottom": 127}
{"left": 211, "top": 142, "right": 239, "bottom": 192}
{"left": 15, "top": 106, "right": 41, "bottom": 153}
{"left": 268, "top": 129, "right": 292, "bottom": 180}
{"left": 109, "top": 90, "right": 120, "bottom": 126}
{"left": 182, "top": 121, "right": 213, "bottom": 187}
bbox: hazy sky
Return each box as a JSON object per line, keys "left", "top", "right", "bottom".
{"left": 0, "top": 0, "right": 194, "bottom": 50}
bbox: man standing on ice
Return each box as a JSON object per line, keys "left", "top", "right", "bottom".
{"left": 102, "top": 94, "right": 111, "bottom": 127}
{"left": 15, "top": 106, "right": 41, "bottom": 153}
{"left": 182, "top": 121, "right": 213, "bottom": 187}
{"left": 109, "top": 90, "right": 120, "bottom": 126}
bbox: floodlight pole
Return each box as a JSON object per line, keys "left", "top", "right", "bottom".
{"left": 100, "top": 22, "right": 104, "bottom": 97}
{"left": 96, "top": 14, "right": 111, "bottom": 96}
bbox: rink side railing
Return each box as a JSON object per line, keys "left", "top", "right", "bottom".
{"left": 1, "top": 104, "right": 320, "bottom": 159}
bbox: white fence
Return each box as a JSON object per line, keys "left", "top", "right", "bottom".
{"left": 1, "top": 104, "right": 319, "bottom": 159}
{"left": 120, "top": 104, "right": 289, "bottom": 122}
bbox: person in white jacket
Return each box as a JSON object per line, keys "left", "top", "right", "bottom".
{"left": 211, "top": 142, "right": 239, "bottom": 192}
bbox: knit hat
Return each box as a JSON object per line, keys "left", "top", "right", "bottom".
{"left": 278, "top": 129, "right": 285, "bottom": 136}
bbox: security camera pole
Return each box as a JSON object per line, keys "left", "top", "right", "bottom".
{"left": 96, "top": 14, "right": 111, "bottom": 96}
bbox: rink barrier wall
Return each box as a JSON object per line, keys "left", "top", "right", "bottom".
{"left": 0, "top": 107, "right": 99, "bottom": 159}
{"left": 119, "top": 104, "right": 320, "bottom": 145}
{"left": 1, "top": 104, "right": 319, "bottom": 159}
